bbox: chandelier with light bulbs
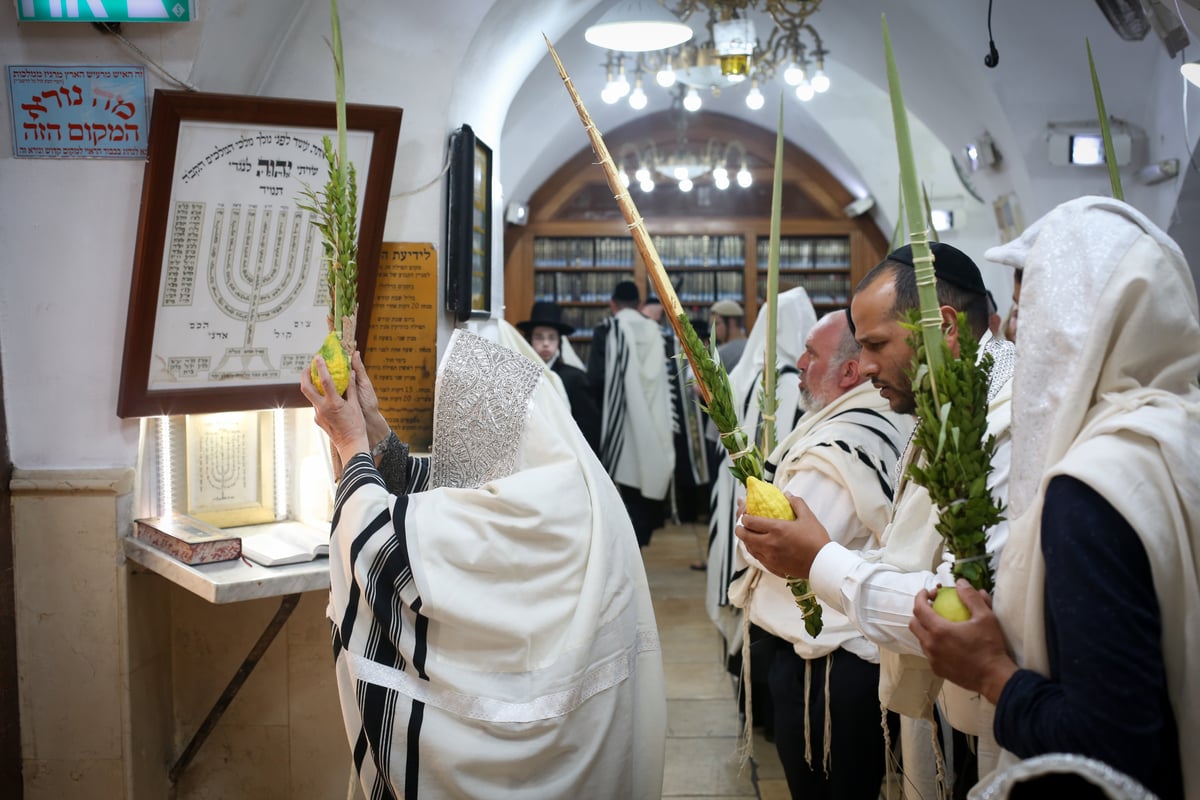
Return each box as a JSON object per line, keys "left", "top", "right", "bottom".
{"left": 614, "top": 92, "right": 753, "bottom": 193}
{"left": 589, "top": 0, "right": 831, "bottom": 112}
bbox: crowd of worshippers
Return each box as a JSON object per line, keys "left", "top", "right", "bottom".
{"left": 302, "top": 195, "right": 1198, "bottom": 800}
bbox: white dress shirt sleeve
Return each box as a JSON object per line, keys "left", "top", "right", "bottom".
{"left": 808, "top": 542, "right": 944, "bottom": 656}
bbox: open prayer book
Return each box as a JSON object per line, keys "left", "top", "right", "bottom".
{"left": 236, "top": 520, "right": 330, "bottom": 567}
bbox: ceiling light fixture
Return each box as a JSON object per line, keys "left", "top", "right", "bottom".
{"left": 614, "top": 93, "right": 753, "bottom": 192}
{"left": 590, "top": 0, "right": 832, "bottom": 112}
{"left": 585, "top": 0, "right": 695, "bottom": 52}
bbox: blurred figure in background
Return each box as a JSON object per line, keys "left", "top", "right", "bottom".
{"left": 518, "top": 301, "right": 601, "bottom": 453}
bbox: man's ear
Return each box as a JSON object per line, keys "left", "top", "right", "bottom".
{"left": 839, "top": 357, "right": 860, "bottom": 389}
{"left": 940, "top": 305, "right": 961, "bottom": 354}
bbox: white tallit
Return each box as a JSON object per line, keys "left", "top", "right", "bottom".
{"left": 730, "top": 380, "right": 913, "bottom": 659}
{"left": 877, "top": 333, "right": 1015, "bottom": 723}
{"left": 329, "top": 330, "right": 666, "bottom": 799}
{"left": 982, "top": 196, "right": 1200, "bottom": 796}
{"left": 705, "top": 288, "right": 818, "bottom": 648}
{"left": 599, "top": 307, "right": 675, "bottom": 501}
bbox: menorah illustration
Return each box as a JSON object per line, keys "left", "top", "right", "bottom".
{"left": 208, "top": 202, "right": 317, "bottom": 380}
{"left": 197, "top": 424, "right": 247, "bottom": 502}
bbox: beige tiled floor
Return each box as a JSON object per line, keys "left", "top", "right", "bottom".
{"left": 642, "top": 522, "right": 790, "bottom": 800}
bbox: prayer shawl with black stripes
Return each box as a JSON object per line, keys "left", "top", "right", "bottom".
{"left": 730, "top": 380, "right": 913, "bottom": 652}
{"left": 329, "top": 330, "right": 666, "bottom": 799}
{"left": 596, "top": 307, "right": 674, "bottom": 501}
{"left": 705, "top": 287, "right": 817, "bottom": 655}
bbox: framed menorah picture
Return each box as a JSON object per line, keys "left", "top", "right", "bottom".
{"left": 183, "top": 411, "right": 276, "bottom": 527}
{"left": 117, "top": 90, "right": 403, "bottom": 418}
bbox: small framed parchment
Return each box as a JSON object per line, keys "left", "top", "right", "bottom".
{"left": 184, "top": 411, "right": 276, "bottom": 528}
{"left": 117, "top": 90, "right": 402, "bottom": 418}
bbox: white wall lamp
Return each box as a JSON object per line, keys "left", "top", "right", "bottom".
{"left": 930, "top": 209, "right": 954, "bottom": 232}
{"left": 963, "top": 132, "right": 1000, "bottom": 172}
{"left": 1136, "top": 158, "right": 1180, "bottom": 185}
{"left": 1181, "top": 61, "right": 1200, "bottom": 88}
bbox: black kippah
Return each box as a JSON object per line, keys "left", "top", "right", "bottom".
{"left": 612, "top": 280, "right": 640, "bottom": 302}
{"left": 887, "top": 242, "right": 987, "bottom": 296}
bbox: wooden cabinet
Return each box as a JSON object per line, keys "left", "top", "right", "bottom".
{"left": 504, "top": 111, "right": 888, "bottom": 361}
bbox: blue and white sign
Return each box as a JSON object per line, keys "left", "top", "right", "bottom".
{"left": 8, "top": 65, "right": 148, "bottom": 158}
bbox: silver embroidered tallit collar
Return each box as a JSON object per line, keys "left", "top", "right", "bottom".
{"left": 431, "top": 330, "right": 543, "bottom": 489}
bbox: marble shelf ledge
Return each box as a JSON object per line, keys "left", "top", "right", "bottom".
{"left": 122, "top": 536, "right": 331, "bottom": 604}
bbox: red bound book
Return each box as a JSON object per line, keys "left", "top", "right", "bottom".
{"left": 134, "top": 514, "right": 243, "bottom": 565}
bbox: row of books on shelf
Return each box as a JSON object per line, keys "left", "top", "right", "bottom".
{"left": 760, "top": 273, "right": 852, "bottom": 307}
{"left": 755, "top": 236, "right": 852, "bottom": 269}
{"left": 132, "top": 514, "right": 330, "bottom": 567}
{"left": 533, "top": 234, "right": 747, "bottom": 268}
{"left": 535, "top": 269, "right": 744, "bottom": 304}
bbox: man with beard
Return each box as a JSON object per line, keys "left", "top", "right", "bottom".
{"left": 736, "top": 242, "right": 1016, "bottom": 799}
{"left": 729, "top": 310, "right": 912, "bottom": 799}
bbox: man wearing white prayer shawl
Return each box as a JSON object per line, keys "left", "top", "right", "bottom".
{"left": 728, "top": 310, "right": 912, "bottom": 799}
{"left": 705, "top": 287, "right": 816, "bottom": 667}
{"left": 587, "top": 280, "right": 675, "bottom": 547}
{"left": 302, "top": 329, "right": 667, "bottom": 799}
{"left": 737, "top": 242, "right": 1016, "bottom": 800}
{"left": 910, "top": 196, "right": 1198, "bottom": 800}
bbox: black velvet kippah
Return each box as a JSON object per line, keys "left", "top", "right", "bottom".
{"left": 887, "top": 242, "right": 987, "bottom": 296}
{"left": 612, "top": 280, "right": 640, "bottom": 302}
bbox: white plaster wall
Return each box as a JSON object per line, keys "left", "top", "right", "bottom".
{"left": 4, "top": 0, "right": 1200, "bottom": 472}
{"left": 0, "top": 15, "right": 205, "bottom": 469}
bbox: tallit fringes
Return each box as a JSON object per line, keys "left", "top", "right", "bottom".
{"left": 881, "top": 704, "right": 900, "bottom": 799}
{"left": 823, "top": 652, "right": 832, "bottom": 777}
{"left": 931, "top": 717, "right": 950, "bottom": 800}
{"left": 735, "top": 606, "right": 755, "bottom": 773}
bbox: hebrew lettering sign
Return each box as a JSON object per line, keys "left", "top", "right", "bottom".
{"left": 7, "top": 64, "right": 148, "bottom": 158}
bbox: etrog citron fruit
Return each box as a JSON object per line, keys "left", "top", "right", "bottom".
{"left": 932, "top": 585, "right": 971, "bottom": 622}
{"left": 746, "top": 476, "right": 795, "bottom": 520}
{"left": 311, "top": 332, "right": 351, "bottom": 396}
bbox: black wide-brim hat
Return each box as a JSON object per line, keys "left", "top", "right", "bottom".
{"left": 516, "top": 301, "right": 575, "bottom": 336}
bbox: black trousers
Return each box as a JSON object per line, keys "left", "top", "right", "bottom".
{"left": 767, "top": 644, "right": 887, "bottom": 800}
{"left": 618, "top": 484, "right": 664, "bottom": 547}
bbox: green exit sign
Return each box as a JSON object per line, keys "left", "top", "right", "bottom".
{"left": 16, "top": 1, "right": 194, "bottom": 22}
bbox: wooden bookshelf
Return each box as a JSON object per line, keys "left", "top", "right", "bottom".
{"left": 504, "top": 111, "right": 888, "bottom": 362}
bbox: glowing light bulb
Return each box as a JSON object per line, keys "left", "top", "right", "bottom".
{"left": 714, "top": 174, "right": 730, "bottom": 190}
{"left": 618, "top": 169, "right": 630, "bottom": 188}
{"left": 635, "top": 166, "right": 651, "bottom": 183}
{"left": 613, "top": 70, "right": 630, "bottom": 99}
{"left": 736, "top": 166, "right": 752, "bottom": 188}
{"left": 712, "top": 165, "right": 728, "bottom": 183}
{"left": 639, "top": 179, "right": 655, "bottom": 193}
{"left": 656, "top": 64, "right": 676, "bottom": 88}
{"left": 745, "top": 83, "right": 764, "bottom": 110}
{"left": 683, "top": 87, "right": 702, "bottom": 111}
{"left": 795, "top": 81, "right": 815, "bottom": 102}
{"left": 602, "top": 83, "right": 620, "bottom": 104}
{"left": 812, "top": 69, "right": 830, "bottom": 93}
{"left": 629, "top": 85, "right": 647, "bottom": 110}
{"left": 679, "top": 177, "right": 694, "bottom": 192}
{"left": 783, "top": 62, "right": 805, "bottom": 86}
